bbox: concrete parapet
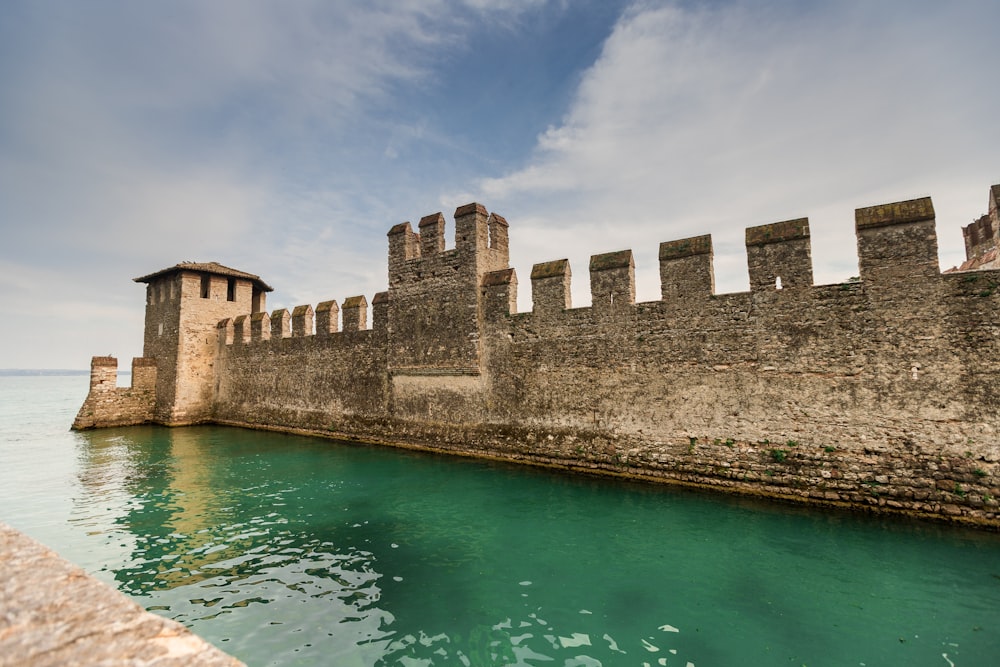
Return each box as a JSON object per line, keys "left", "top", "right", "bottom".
{"left": 0, "top": 522, "right": 244, "bottom": 666}
{"left": 746, "top": 217, "right": 812, "bottom": 291}
{"left": 659, "top": 235, "right": 714, "bottom": 300}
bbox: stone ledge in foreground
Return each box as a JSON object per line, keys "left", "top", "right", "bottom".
{"left": 0, "top": 522, "right": 244, "bottom": 667}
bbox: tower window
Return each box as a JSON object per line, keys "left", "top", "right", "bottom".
{"left": 227, "top": 278, "right": 236, "bottom": 302}
{"left": 201, "top": 275, "right": 211, "bottom": 298}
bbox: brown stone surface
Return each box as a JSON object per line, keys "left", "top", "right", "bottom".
{"left": 0, "top": 523, "right": 243, "bottom": 667}
{"left": 139, "top": 265, "right": 268, "bottom": 425}
{"left": 855, "top": 196, "right": 935, "bottom": 229}
{"left": 73, "top": 357, "right": 156, "bottom": 429}
{"left": 956, "top": 186, "right": 1000, "bottom": 270}
{"left": 745, "top": 217, "right": 809, "bottom": 245}
{"left": 659, "top": 234, "right": 712, "bottom": 259}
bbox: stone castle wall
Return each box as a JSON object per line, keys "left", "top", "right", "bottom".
{"left": 212, "top": 301, "right": 388, "bottom": 430}
{"left": 132, "top": 264, "right": 270, "bottom": 425}
{"left": 73, "top": 357, "right": 157, "bottom": 429}
{"left": 76, "top": 188, "right": 1000, "bottom": 526}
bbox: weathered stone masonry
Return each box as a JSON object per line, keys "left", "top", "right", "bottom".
{"left": 75, "top": 186, "right": 1000, "bottom": 527}
{"left": 0, "top": 522, "right": 244, "bottom": 666}
{"left": 73, "top": 356, "right": 157, "bottom": 429}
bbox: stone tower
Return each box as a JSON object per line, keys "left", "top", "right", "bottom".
{"left": 133, "top": 262, "right": 271, "bottom": 424}
{"left": 957, "top": 184, "right": 1000, "bottom": 270}
{"left": 385, "top": 203, "right": 510, "bottom": 375}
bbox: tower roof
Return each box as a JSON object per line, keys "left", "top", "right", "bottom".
{"left": 133, "top": 262, "right": 273, "bottom": 292}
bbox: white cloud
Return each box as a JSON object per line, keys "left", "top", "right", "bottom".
{"left": 474, "top": 1, "right": 1000, "bottom": 307}
{"left": 3, "top": 0, "right": 998, "bottom": 367}
{"left": 0, "top": 0, "right": 554, "bottom": 367}
{"left": 0, "top": 260, "right": 145, "bottom": 369}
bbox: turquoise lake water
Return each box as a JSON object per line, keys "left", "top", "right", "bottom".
{"left": 1, "top": 375, "right": 999, "bottom": 666}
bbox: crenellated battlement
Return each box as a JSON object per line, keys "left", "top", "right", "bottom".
{"left": 89, "top": 187, "right": 997, "bottom": 381}
{"left": 383, "top": 203, "right": 511, "bottom": 375}
{"left": 745, "top": 217, "right": 811, "bottom": 291}
{"left": 530, "top": 259, "right": 572, "bottom": 316}
{"left": 659, "top": 234, "right": 714, "bottom": 300}
{"left": 388, "top": 203, "right": 510, "bottom": 287}
{"left": 386, "top": 187, "right": 990, "bottom": 336}
{"left": 481, "top": 268, "right": 518, "bottom": 322}
{"left": 855, "top": 196, "right": 939, "bottom": 284}
{"left": 589, "top": 249, "right": 636, "bottom": 318}
{"left": 271, "top": 308, "right": 291, "bottom": 339}
{"left": 219, "top": 292, "right": 384, "bottom": 349}
{"left": 73, "top": 356, "right": 157, "bottom": 429}
{"left": 959, "top": 184, "right": 1000, "bottom": 270}
{"left": 291, "top": 305, "right": 313, "bottom": 337}
{"left": 484, "top": 193, "right": 950, "bottom": 324}
{"left": 316, "top": 300, "right": 339, "bottom": 335}
{"left": 342, "top": 295, "right": 367, "bottom": 331}
{"left": 75, "top": 184, "right": 1000, "bottom": 527}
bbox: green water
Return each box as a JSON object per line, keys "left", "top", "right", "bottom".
{"left": 1, "top": 376, "right": 999, "bottom": 666}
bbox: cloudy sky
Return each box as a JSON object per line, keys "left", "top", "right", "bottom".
{"left": 1, "top": 0, "right": 997, "bottom": 369}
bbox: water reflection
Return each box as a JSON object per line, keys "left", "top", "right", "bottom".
{"left": 68, "top": 425, "right": 1000, "bottom": 667}
{"left": 373, "top": 609, "right": 693, "bottom": 667}
{"left": 72, "top": 427, "right": 394, "bottom": 660}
